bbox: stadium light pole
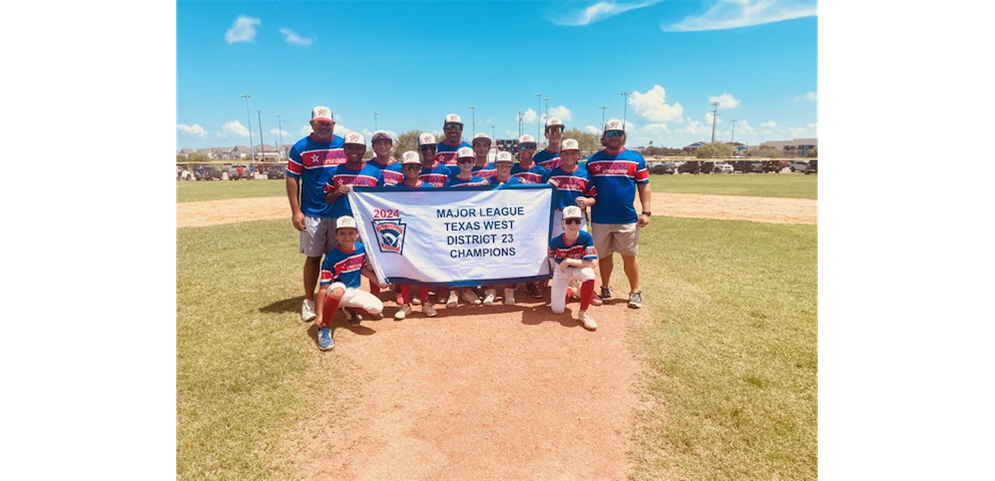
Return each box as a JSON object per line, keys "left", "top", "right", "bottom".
{"left": 373, "top": 111, "right": 380, "bottom": 131}
{"left": 599, "top": 106, "right": 608, "bottom": 128}
{"left": 275, "top": 114, "right": 284, "bottom": 159}
{"left": 534, "top": 92, "right": 542, "bottom": 140}
{"left": 621, "top": 91, "right": 633, "bottom": 131}
{"left": 469, "top": 106, "right": 477, "bottom": 136}
{"left": 257, "top": 110, "right": 265, "bottom": 162}
{"left": 710, "top": 101, "right": 720, "bottom": 143}
{"left": 731, "top": 119, "right": 738, "bottom": 143}
{"left": 240, "top": 94, "right": 253, "bottom": 159}
{"left": 517, "top": 112, "right": 523, "bottom": 138}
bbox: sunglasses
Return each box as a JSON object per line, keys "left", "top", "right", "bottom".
{"left": 444, "top": 124, "right": 462, "bottom": 131}
{"left": 402, "top": 164, "right": 422, "bottom": 170}
{"left": 419, "top": 146, "right": 437, "bottom": 151}
{"left": 457, "top": 158, "right": 475, "bottom": 164}
{"left": 564, "top": 218, "right": 581, "bottom": 225}
{"left": 546, "top": 127, "right": 563, "bottom": 134}
{"left": 604, "top": 130, "right": 625, "bottom": 138}
{"left": 519, "top": 143, "right": 537, "bottom": 150}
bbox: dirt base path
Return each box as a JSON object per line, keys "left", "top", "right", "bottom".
{"left": 177, "top": 194, "right": 815, "bottom": 479}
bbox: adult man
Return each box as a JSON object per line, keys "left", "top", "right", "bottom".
{"left": 322, "top": 132, "right": 384, "bottom": 322}
{"left": 368, "top": 130, "right": 404, "bottom": 186}
{"left": 471, "top": 132, "right": 496, "bottom": 180}
{"left": 533, "top": 117, "right": 565, "bottom": 171}
{"left": 287, "top": 105, "right": 346, "bottom": 322}
{"left": 436, "top": 114, "right": 473, "bottom": 166}
{"left": 586, "top": 119, "right": 652, "bottom": 309}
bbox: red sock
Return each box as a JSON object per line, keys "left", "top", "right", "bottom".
{"left": 565, "top": 288, "right": 574, "bottom": 304}
{"left": 322, "top": 295, "right": 341, "bottom": 328}
{"left": 371, "top": 283, "right": 381, "bottom": 296}
{"left": 580, "top": 280, "right": 594, "bottom": 310}
{"left": 419, "top": 286, "right": 430, "bottom": 303}
{"left": 398, "top": 284, "right": 410, "bottom": 304}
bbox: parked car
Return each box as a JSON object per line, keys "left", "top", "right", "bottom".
{"left": 195, "top": 166, "right": 223, "bottom": 181}
{"left": 678, "top": 160, "right": 702, "bottom": 174}
{"left": 713, "top": 162, "right": 733, "bottom": 174}
{"left": 267, "top": 166, "right": 286, "bottom": 179}
{"left": 805, "top": 159, "right": 817, "bottom": 175}
{"left": 649, "top": 162, "right": 677, "bottom": 175}
{"left": 789, "top": 161, "right": 809, "bottom": 173}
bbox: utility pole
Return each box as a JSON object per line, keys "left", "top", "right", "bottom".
{"left": 621, "top": 91, "right": 633, "bottom": 131}
{"left": 257, "top": 110, "right": 265, "bottom": 162}
{"left": 373, "top": 111, "right": 380, "bottom": 131}
{"left": 517, "top": 112, "right": 523, "bottom": 138}
{"left": 240, "top": 94, "right": 253, "bottom": 159}
{"left": 710, "top": 101, "right": 720, "bottom": 143}
{"left": 599, "top": 106, "right": 608, "bottom": 127}
{"left": 731, "top": 119, "right": 738, "bottom": 143}
{"left": 275, "top": 114, "right": 284, "bottom": 159}
{"left": 534, "top": 92, "right": 542, "bottom": 140}
{"left": 469, "top": 106, "right": 477, "bottom": 136}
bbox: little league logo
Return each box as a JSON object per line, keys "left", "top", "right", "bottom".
{"left": 373, "top": 219, "right": 406, "bottom": 254}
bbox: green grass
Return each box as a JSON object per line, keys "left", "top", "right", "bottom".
{"left": 628, "top": 218, "right": 817, "bottom": 480}
{"left": 177, "top": 178, "right": 286, "bottom": 203}
{"left": 648, "top": 172, "right": 818, "bottom": 199}
{"left": 177, "top": 172, "right": 817, "bottom": 203}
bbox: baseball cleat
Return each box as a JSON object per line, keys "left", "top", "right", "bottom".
{"left": 579, "top": 311, "right": 598, "bottom": 331}
{"left": 301, "top": 299, "right": 317, "bottom": 322}
{"left": 503, "top": 287, "right": 516, "bottom": 306}
{"left": 423, "top": 303, "right": 438, "bottom": 317}
{"left": 482, "top": 289, "right": 496, "bottom": 306}
{"left": 446, "top": 291, "right": 459, "bottom": 309}
{"left": 526, "top": 282, "right": 543, "bottom": 299}
{"left": 462, "top": 289, "right": 482, "bottom": 305}
{"left": 395, "top": 304, "right": 411, "bottom": 320}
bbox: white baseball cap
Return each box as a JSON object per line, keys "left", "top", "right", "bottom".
{"left": 343, "top": 132, "right": 366, "bottom": 146}
{"left": 371, "top": 130, "right": 393, "bottom": 143}
{"left": 457, "top": 147, "right": 474, "bottom": 159}
{"left": 518, "top": 134, "right": 536, "bottom": 144}
{"left": 418, "top": 132, "right": 437, "bottom": 146}
{"left": 562, "top": 205, "right": 583, "bottom": 219}
{"left": 311, "top": 106, "right": 334, "bottom": 123}
{"left": 561, "top": 139, "right": 579, "bottom": 151}
{"left": 603, "top": 118, "right": 625, "bottom": 132}
{"left": 495, "top": 151, "right": 514, "bottom": 163}
{"left": 336, "top": 216, "right": 358, "bottom": 230}
{"left": 444, "top": 113, "right": 463, "bottom": 125}
{"left": 472, "top": 132, "right": 492, "bottom": 144}
{"left": 545, "top": 117, "right": 564, "bottom": 129}
{"left": 401, "top": 150, "right": 422, "bottom": 165}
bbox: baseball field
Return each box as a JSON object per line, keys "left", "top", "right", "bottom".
{"left": 176, "top": 174, "right": 818, "bottom": 480}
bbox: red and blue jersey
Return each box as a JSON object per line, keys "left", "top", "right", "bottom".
{"left": 472, "top": 162, "right": 496, "bottom": 180}
{"left": 288, "top": 134, "right": 346, "bottom": 218}
{"left": 436, "top": 141, "right": 472, "bottom": 166}
{"left": 548, "top": 231, "right": 598, "bottom": 265}
{"left": 543, "top": 165, "right": 596, "bottom": 211}
{"left": 418, "top": 162, "right": 454, "bottom": 187}
{"left": 487, "top": 175, "right": 521, "bottom": 186}
{"left": 323, "top": 163, "right": 384, "bottom": 218}
{"left": 511, "top": 162, "right": 547, "bottom": 185}
{"left": 320, "top": 242, "right": 368, "bottom": 289}
{"left": 448, "top": 174, "right": 488, "bottom": 187}
{"left": 534, "top": 149, "right": 562, "bottom": 171}
{"left": 390, "top": 180, "right": 435, "bottom": 190}
{"left": 369, "top": 158, "right": 404, "bottom": 186}
{"left": 586, "top": 149, "right": 649, "bottom": 224}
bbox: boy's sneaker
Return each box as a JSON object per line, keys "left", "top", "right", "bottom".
{"left": 579, "top": 311, "right": 598, "bottom": 331}
{"left": 301, "top": 299, "right": 317, "bottom": 322}
{"left": 526, "top": 282, "right": 543, "bottom": 299}
{"left": 411, "top": 297, "right": 422, "bottom": 306}
{"left": 344, "top": 308, "right": 362, "bottom": 326}
{"left": 503, "top": 287, "right": 516, "bottom": 306}
{"left": 446, "top": 291, "right": 459, "bottom": 309}
{"left": 423, "top": 303, "right": 438, "bottom": 317}
{"left": 482, "top": 289, "right": 496, "bottom": 306}
{"left": 372, "top": 311, "right": 384, "bottom": 320}
{"left": 628, "top": 291, "right": 642, "bottom": 309}
{"left": 599, "top": 286, "right": 613, "bottom": 300}
{"left": 318, "top": 327, "right": 334, "bottom": 350}
{"left": 395, "top": 304, "right": 411, "bottom": 320}
{"left": 462, "top": 289, "right": 482, "bottom": 305}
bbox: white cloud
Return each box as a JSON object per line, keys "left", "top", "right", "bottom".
{"left": 177, "top": 123, "right": 208, "bottom": 138}
{"left": 642, "top": 123, "right": 672, "bottom": 135}
{"left": 226, "top": 16, "right": 260, "bottom": 44}
{"left": 221, "top": 120, "right": 250, "bottom": 138}
{"left": 299, "top": 125, "right": 312, "bottom": 137}
{"left": 674, "top": 116, "right": 711, "bottom": 137}
{"left": 708, "top": 93, "right": 740, "bottom": 109}
{"left": 521, "top": 109, "right": 538, "bottom": 124}
{"left": 705, "top": 112, "right": 721, "bottom": 125}
{"left": 269, "top": 128, "right": 289, "bottom": 142}
{"left": 584, "top": 125, "right": 601, "bottom": 135}
{"left": 662, "top": 0, "right": 817, "bottom": 32}
{"left": 630, "top": 85, "right": 684, "bottom": 122}
{"left": 279, "top": 28, "right": 314, "bottom": 47}
{"left": 795, "top": 91, "right": 818, "bottom": 102}
{"left": 761, "top": 120, "right": 777, "bottom": 129}
{"left": 549, "top": 0, "right": 663, "bottom": 26}
{"left": 732, "top": 120, "right": 755, "bottom": 135}
{"left": 548, "top": 106, "right": 573, "bottom": 122}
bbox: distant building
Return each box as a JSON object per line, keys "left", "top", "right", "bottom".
{"left": 760, "top": 138, "right": 818, "bottom": 157}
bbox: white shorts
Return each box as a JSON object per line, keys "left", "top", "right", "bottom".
{"left": 300, "top": 216, "right": 337, "bottom": 258}
{"left": 325, "top": 282, "right": 384, "bottom": 315}
{"left": 550, "top": 264, "right": 596, "bottom": 314}
{"left": 590, "top": 222, "right": 639, "bottom": 257}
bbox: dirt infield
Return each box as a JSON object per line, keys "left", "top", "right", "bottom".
{"left": 178, "top": 195, "right": 815, "bottom": 480}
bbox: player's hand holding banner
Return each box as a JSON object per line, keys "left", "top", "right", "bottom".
{"left": 348, "top": 185, "right": 554, "bottom": 287}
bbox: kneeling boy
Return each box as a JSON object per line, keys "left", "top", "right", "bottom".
{"left": 548, "top": 206, "right": 599, "bottom": 330}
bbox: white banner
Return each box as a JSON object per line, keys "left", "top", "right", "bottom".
{"left": 348, "top": 185, "right": 554, "bottom": 287}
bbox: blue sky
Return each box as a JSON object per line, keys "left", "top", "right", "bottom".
{"left": 176, "top": 0, "right": 817, "bottom": 151}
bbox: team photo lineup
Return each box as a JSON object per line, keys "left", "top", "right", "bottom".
{"left": 289, "top": 105, "right": 653, "bottom": 351}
